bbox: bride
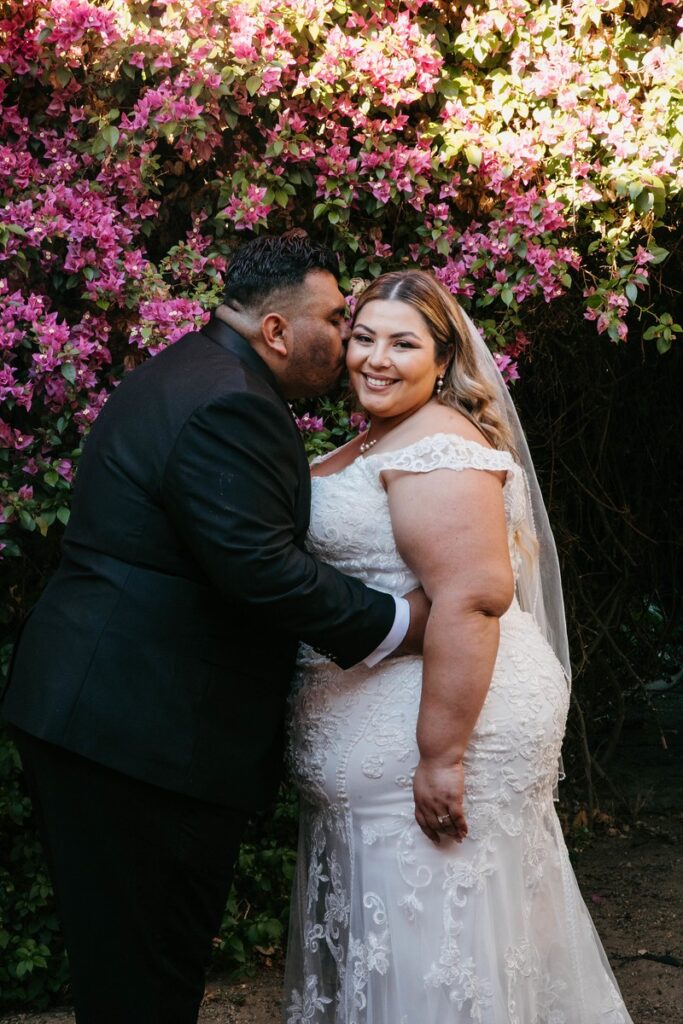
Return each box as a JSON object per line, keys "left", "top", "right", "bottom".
{"left": 283, "top": 270, "right": 632, "bottom": 1024}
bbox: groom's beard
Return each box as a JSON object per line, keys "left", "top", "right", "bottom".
{"left": 288, "top": 346, "right": 347, "bottom": 399}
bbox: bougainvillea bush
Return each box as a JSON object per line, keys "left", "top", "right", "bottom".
{"left": 1, "top": 0, "right": 682, "bottom": 569}
{"left": 1, "top": 0, "right": 682, "bottom": 1007}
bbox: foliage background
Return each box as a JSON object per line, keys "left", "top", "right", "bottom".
{"left": 1, "top": 0, "right": 682, "bottom": 1008}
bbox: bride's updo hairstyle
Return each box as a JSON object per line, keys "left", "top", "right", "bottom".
{"left": 353, "top": 270, "right": 514, "bottom": 452}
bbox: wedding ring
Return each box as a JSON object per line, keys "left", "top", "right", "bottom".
{"left": 437, "top": 814, "right": 451, "bottom": 826}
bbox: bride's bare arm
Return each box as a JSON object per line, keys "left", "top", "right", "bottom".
{"left": 386, "top": 465, "right": 514, "bottom": 843}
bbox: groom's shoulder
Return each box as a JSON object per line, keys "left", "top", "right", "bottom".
{"left": 116, "top": 328, "right": 277, "bottom": 409}
{"left": 134, "top": 329, "right": 235, "bottom": 384}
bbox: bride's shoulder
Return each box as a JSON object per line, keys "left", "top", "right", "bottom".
{"left": 401, "top": 404, "right": 493, "bottom": 450}
{"left": 379, "top": 405, "right": 509, "bottom": 483}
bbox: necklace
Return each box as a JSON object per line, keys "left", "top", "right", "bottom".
{"left": 359, "top": 427, "right": 377, "bottom": 454}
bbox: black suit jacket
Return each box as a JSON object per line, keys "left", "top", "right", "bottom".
{"left": 2, "top": 319, "right": 395, "bottom": 808}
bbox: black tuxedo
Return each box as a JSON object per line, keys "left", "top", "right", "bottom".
{"left": 3, "top": 317, "right": 394, "bottom": 806}
{"left": 2, "top": 317, "right": 395, "bottom": 1022}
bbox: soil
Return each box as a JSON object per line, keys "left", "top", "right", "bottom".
{"left": 2, "top": 686, "right": 681, "bottom": 1024}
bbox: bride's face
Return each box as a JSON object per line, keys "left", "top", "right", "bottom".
{"left": 346, "top": 299, "right": 445, "bottom": 420}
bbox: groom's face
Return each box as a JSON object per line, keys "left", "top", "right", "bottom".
{"left": 284, "top": 270, "right": 349, "bottom": 398}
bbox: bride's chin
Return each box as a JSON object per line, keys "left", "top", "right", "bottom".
{"left": 358, "top": 398, "right": 401, "bottom": 418}
{"left": 355, "top": 386, "right": 401, "bottom": 410}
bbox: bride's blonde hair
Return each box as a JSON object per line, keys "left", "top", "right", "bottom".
{"left": 353, "top": 270, "right": 514, "bottom": 452}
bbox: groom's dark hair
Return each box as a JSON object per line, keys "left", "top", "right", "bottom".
{"left": 223, "top": 231, "right": 340, "bottom": 310}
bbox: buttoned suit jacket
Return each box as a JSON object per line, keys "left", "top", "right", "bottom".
{"left": 2, "top": 318, "right": 395, "bottom": 809}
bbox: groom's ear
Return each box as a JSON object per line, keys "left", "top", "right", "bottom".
{"left": 261, "top": 312, "right": 290, "bottom": 358}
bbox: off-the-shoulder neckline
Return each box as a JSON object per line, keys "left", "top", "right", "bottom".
{"left": 312, "top": 431, "right": 516, "bottom": 481}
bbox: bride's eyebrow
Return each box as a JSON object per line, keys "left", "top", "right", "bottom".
{"left": 352, "top": 323, "right": 421, "bottom": 341}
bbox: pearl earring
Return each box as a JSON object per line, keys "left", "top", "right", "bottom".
{"left": 435, "top": 375, "right": 445, "bottom": 396}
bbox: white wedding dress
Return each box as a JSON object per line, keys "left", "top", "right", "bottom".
{"left": 284, "top": 434, "right": 632, "bottom": 1024}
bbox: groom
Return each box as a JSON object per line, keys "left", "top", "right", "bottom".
{"left": 2, "top": 233, "right": 425, "bottom": 1023}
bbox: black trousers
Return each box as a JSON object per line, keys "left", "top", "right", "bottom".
{"left": 13, "top": 729, "right": 247, "bottom": 1024}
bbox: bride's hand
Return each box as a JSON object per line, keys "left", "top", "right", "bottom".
{"left": 413, "top": 758, "right": 467, "bottom": 845}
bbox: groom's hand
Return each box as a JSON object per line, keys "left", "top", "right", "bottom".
{"left": 395, "top": 587, "right": 431, "bottom": 656}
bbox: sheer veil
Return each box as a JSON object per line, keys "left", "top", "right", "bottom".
{"left": 460, "top": 311, "right": 572, "bottom": 691}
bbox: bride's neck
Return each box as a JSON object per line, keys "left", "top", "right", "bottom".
{"left": 362, "top": 406, "right": 428, "bottom": 450}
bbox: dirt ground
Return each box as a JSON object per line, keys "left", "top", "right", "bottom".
{"left": 1, "top": 811, "right": 681, "bottom": 1024}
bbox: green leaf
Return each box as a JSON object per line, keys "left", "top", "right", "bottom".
{"left": 634, "top": 190, "right": 653, "bottom": 215}
{"left": 501, "top": 102, "right": 516, "bottom": 124}
{"left": 61, "top": 363, "right": 77, "bottom": 384}
{"left": 464, "top": 145, "right": 482, "bottom": 168}
{"left": 648, "top": 245, "right": 669, "bottom": 265}
{"left": 55, "top": 66, "right": 71, "bottom": 87}
{"left": 57, "top": 507, "right": 71, "bottom": 526}
{"left": 656, "top": 336, "right": 672, "bottom": 354}
{"left": 625, "top": 283, "right": 638, "bottom": 303}
{"left": 44, "top": 471, "right": 59, "bottom": 487}
{"left": 500, "top": 285, "right": 514, "bottom": 307}
{"left": 19, "top": 511, "right": 36, "bottom": 532}
{"left": 246, "top": 76, "right": 262, "bottom": 96}
{"left": 101, "top": 125, "right": 120, "bottom": 149}
{"left": 274, "top": 190, "right": 289, "bottom": 208}
{"left": 35, "top": 516, "right": 50, "bottom": 538}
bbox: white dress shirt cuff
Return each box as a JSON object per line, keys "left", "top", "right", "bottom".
{"left": 363, "top": 596, "right": 410, "bottom": 667}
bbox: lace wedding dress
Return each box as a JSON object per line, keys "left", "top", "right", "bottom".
{"left": 284, "top": 434, "right": 632, "bottom": 1024}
